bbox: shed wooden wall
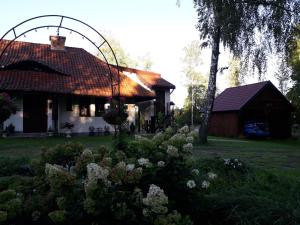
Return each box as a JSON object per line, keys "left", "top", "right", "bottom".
{"left": 209, "top": 112, "right": 240, "bottom": 137}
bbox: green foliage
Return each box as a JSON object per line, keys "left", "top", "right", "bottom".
{"left": 194, "top": 0, "right": 300, "bottom": 75}
{"left": 48, "top": 210, "right": 66, "bottom": 224}
{"left": 0, "top": 157, "right": 31, "bottom": 176}
{"left": 228, "top": 57, "right": 242, "bottom": 87}
{"left": 41, "top": 142, "right": 84, "bottom": 167}
{"left": 175, "top": 84, "right": 206, "bottom": 126}
{"left": 0, "top": 93, "right": 17, "bottom": 125}
{"left": 0, "top": 210, "right": 7, "bottom": 223}
{"left": 0, "top": 127, "right": 300, "bottom": 224}
{"left": 287, "top": 33, "right": 300, "bottom": 123}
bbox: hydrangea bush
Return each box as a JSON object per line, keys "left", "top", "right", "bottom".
{"left": 1, "top": 127, "right": 299, "bottom": 225}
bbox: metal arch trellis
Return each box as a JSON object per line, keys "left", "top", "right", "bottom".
{"left": 0, "top": 15, "right": 121, "bottom": 106}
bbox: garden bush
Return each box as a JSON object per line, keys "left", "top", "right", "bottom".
{"left": 0, "top": 126, "right": 299, "bottom": 225}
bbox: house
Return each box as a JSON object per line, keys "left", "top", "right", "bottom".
{"left": 209, "top": 81, "right": 293, "bottom": 138}
{"left": 0, "top": 36, "right": 175, "bottom": 134}
{"left": 117, "top": 66, "right": 175, "bottom": 132}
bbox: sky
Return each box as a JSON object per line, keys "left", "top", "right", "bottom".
{"left": 0, "top": 0, "right": 282, "bottom": 107}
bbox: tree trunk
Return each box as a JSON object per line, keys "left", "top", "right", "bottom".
{"left": 199, "top": 27, "right": 221, "bottom": 144}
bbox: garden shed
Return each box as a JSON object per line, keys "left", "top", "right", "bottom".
{"left": 209, "top": 81, "right": 293, "bottom": 138}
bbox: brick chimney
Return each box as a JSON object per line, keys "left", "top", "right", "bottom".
{"left": 49, "top": 35, "right": 66, "bottom": 51}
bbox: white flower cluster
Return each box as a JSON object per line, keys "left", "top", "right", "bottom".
{"left": 224, "top": 158, "right": 243, "bottom": 168}
{"left": 134, "top": 135, "right": 142, "bottom": 140}
{"left": 126, "top": 163, "right": 135, "bottom": 171}
{"left": 186, "top": 180, "right": 196, "bottom": 189}
{"left": 82, "top": 148, "right": 93, "bottom": 158}
{"left": 191, "top": 169, "right": 200, "bottom": 176}
{"left": 152, "top": 132, "right": 165, "bottom": 144}
{"left": 201, "top": 180, "right": 210, "bottom": 189}
{"left": 45, "top": 163, "right": 66, "bottom": 176}
{"left": 157, "top": 161, "right": 165, "bottom": 167}
{"left": 169, "top": 133, "right": 186, "bottom": 142}
{"left": 138, "top": 158, "right": 150, "bottom": 167}
{"left": 186, "top": 136, "right": 194, "bottom": 143}
{"left": 166, "top": 145, "right": 179, "bottom": 158}
{"left": 178, "top": 125, "right": 189, "bottom": 134}
{"left": 183, "top": 143, "right": 193, "bottom": 153}
{"left": 207, "top": 172, "right": 218, "bottom": 180}
{"left": 86, "top": 163, "right": 109, "bottom": 183}
{"left": 143, "top": 184, "right": 168, "bottom": 215}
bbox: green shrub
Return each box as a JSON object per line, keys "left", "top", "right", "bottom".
{"left": 0, "top": 210, "right": 7, "bottom": 223}
{"left": 41, "top": 142, "right": 84, "bottom": 167}
{"left": 0, "top": 190, "right": 16, "bottom": 203}
{"left": 48, "top": 210, "right": 66, "bottom": 223}
{"left": 0, "top": 157, "right": 31, "bottom": 176}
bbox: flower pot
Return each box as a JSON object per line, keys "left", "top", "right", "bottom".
{"left": 66, "top": 129, "right": 72, "bottom": 138}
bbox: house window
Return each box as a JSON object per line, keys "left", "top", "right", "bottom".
{"left": 95, "top": 98, "right": 105, "bottom": 117}
{"left": 79, "top": 97, "right": 90, "bottom": 117}
{"left": 66, "top": 97, "right": 72, "bottom": 111}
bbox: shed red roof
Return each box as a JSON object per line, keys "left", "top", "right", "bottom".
{"left": 212, "top": 81, "right": 272, "bottom": 112}
{"left": 0, "top": 40, "right": 155, "bottom": 99}
{"left": 117, "top": 66, "right": 175, "bottom": 89}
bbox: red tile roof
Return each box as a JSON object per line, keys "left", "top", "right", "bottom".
{"left": 0, "top": 40, "right": 155, "bottom": 99}
{"left": 117, "top": 66, "right": 175, "bottom": 89}
{"left": 212, "top": 81, "right": 271, "bottom": 112}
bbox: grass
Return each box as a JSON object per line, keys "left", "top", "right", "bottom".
{"left": 194, "top": 136, "right": 300, "bottom": 173}
{"left": 1, "top": 134, "right": 300, "bottom": 173}
{"left": 0, "top": 136, "right": 114, "bottom": 159}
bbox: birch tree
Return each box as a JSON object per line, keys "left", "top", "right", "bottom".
{"left": 193, "top": 0, "right": 300, "bottom": 143}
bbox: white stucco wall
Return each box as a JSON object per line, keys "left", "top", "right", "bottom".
{"left": 3, "top": 96, "right": 23, "bottom": 132}
{"left": 58, "top": 97, "right": 114, "bottom": 133}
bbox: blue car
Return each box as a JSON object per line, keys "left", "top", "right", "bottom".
{"left": 244, "top": 121, "right": 270, "bottom": 137}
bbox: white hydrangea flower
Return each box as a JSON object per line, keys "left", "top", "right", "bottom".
{"left": 45, "top": 163, "right": 66, "bottom": 176}
{"left": 178, "top": 125, "right": 189, "bottom": 134}
{"left": 183, "top": 143, "right": 193, "bottom": 152}
{"left": 224, "top": 158, "right": 230, "bottom": 165}
{"left": 86, "top": 163, "right": 109, "bottom": 182}
{"left": 157, "top": 161, "right": 165, "bottom": 167}
{"left": 186, "top": 136, "right": 194, "bottom": 143}
{"left": 170, "top": 133, "right": 186, "bottom": 141}
{"left": 188, "top": 130, "right": 198, "bottom": 137}
{"left": 166, "top": 145, "right": 179, "bottom": 158}
{"left": 142, "top": 184, "right": 168, "bottom": 215}
{"left": 138, "top": 158, "right": 150, "bottom": 166}
{"left": 152, "top": 132, "right": 164, "bottom": 143}
{"left": 238, "top": 162, "right": 242, "bottom": 167}
{"left": 207, "top": 172, "right": 218, "bottom": 180}
{"left": 82, "top": 148, "right": 93, "bottom": 157}
{"left": 186, "top": 180, "right": 196, "bottom": 189}
{"left": 201, "top": 180, "right": 210, "bottom": 189}
{"left": 191, "top": 169, "right": 200, "bottom": 176}
{"left": 126, "top": 164, "right": 135, "bottom": 171}
{"left": 135, "top": 135, "right": 142, "bottom": 140}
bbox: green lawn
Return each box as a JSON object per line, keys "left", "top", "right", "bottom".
{"left": 194, "top": 136, "right": 300, "bottom": 173}
{"left": 0, "top": 136, "right": 114, "bottom": 159}
{"left": 1, "top": 135, "right": 300, "bottom": 173}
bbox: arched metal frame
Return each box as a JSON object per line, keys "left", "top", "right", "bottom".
{"left": 0, "top": 15, "right": 121, "bottom": 106}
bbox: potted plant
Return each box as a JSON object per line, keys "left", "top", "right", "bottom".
{"left": 61, "top": 122, "right": 74, "bottom": 138}
{"left": 89, "top": 126, "right": 95, "bottom": 136}
{"left": 47, "top": 126, "right": 54, "bottom": 137}
{"left": 5, "top": 123, "right": 15, "bottom": 136}
{"left": 0, "top": 93, "right": 17, "bottom": 137}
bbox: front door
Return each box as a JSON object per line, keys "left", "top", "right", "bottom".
{"left": 23, "top": 94, "right": 47, "bottom": 133}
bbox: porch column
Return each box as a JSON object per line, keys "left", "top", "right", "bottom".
{"left": 52, "top": 96, "right": 59, "bottom": 133}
